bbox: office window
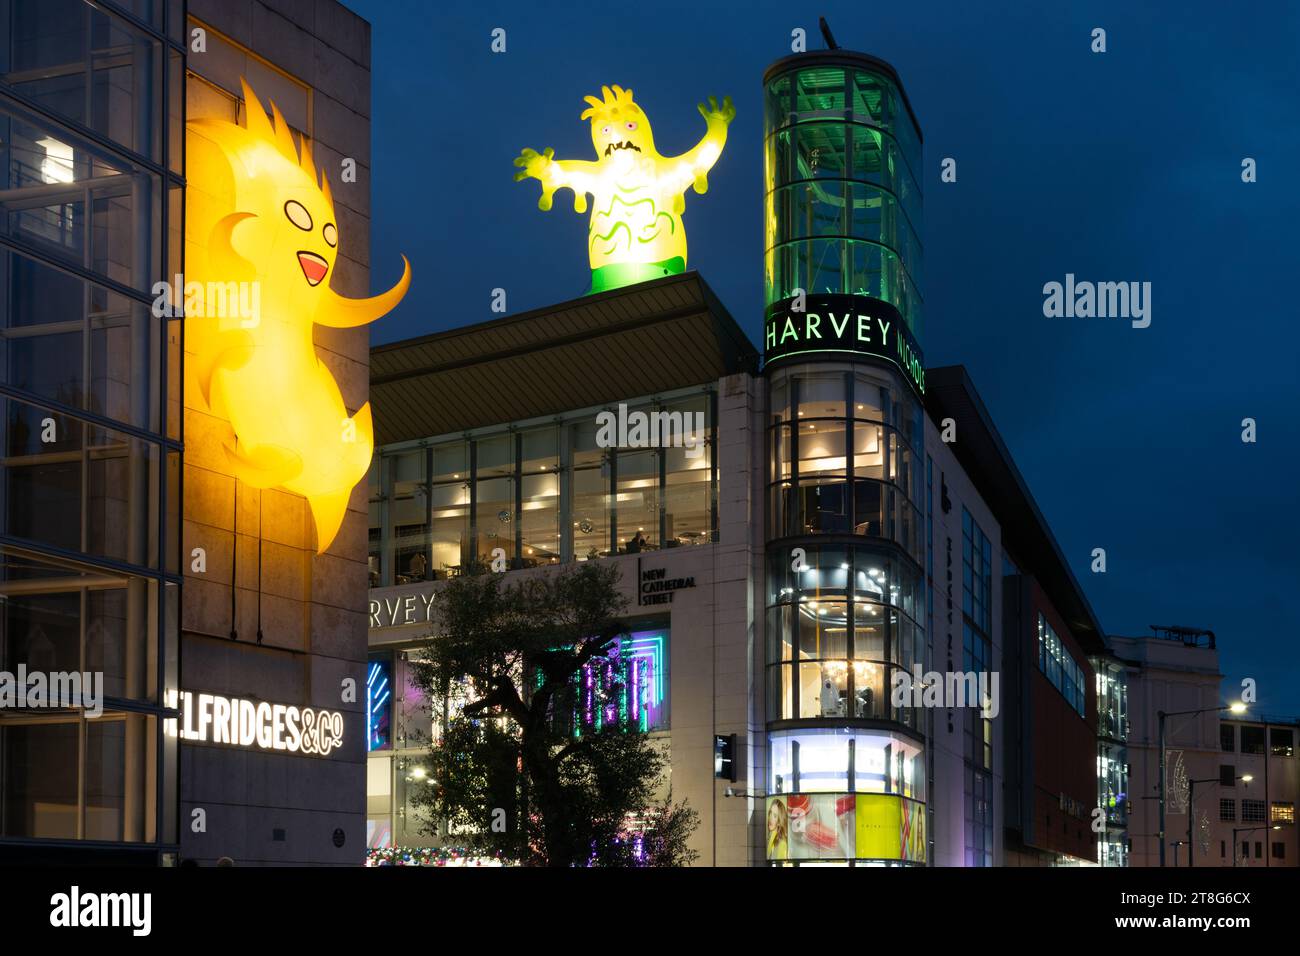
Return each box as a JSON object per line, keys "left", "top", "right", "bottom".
{"left": 518, "top": 427, "right": 560, "bottom": 566}
{"left": 1037, "top": 614, "right": 1086, "bottom": 718}
{"left": 1255, "top": 841, "right": 1262, "bottom": 859}
{"left": 428, "top": 441, "right": 469, "bottom": 576}
{"left": 474, "top": 433, "right": 514, "bottom": 565}
{"left": 964, "top": 764, "right": 992, "bottom": 867}
{"left": 391, "top": 449, "right": 429, "bottom": 583}
{"left": 1220, "top": 724, "right": 1235, "bottom": 752}
{"left": 368, "top": 459, "right": 383, "bottom": 586}
{"left": 662, "top": 394, "right": 713, "bottom": 548}
{"left": 1271, "top": 728, "right": 1294, "bottom": 757}
{"left": 1240, "top": 726, "right": 1265, "bottom": 755}
{"left": 1242, "top": 799, "right": 1266, "bottom": 824}
{"left": 615, "top": 447, "right": 660, "bottom": 554}
{"left": 1220, "top": 840, "right": 1225, "bottom": 859}
{"left": 1220, "top": 764, "right": 1236, "bottom": 787}
{"left": 1240, "top": 841, "right": 1249, "bottom": 859}
{"left": 1271, "top": 802, "right": 1294, "bottom": 825}
{"left": 571, "top": 418, "right": 610, "bottom": 560}
{"left": 1219, "top": 799, "right": 1235, "bottom": 822}
{"left": 1273, "top": 842, "right": 1286, "bottom": 860}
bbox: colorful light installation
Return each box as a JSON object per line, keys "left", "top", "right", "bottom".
{"left": 575, "top": 630, "right": 668, "bottom": 734}
{"left": 514, "top": 85, "right": 733, "bottom": 293}
{"left": 367, "top": 659, "right": 391, "bottom": 752}
{"left": 186, "top": 79, "right": 410, "bottom": 553}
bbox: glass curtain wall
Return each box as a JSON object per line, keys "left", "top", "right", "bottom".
{"left": 763, "top": 52, "right": 926, "bottom": 866}
{"left": 0, "top": 0, "right": 185, "bottom": 856}
{"left": 367, "top": 389, "right": 716, "bottom": 585}
{"left": 764, "top": 59, "right": 922, "bottom": 336}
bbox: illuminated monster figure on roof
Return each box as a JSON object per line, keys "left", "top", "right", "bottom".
{"left": 514, "top": 84, "right": 734, "bottom": 293}
{"left": 187, "top": 79, "right": 410, "bottom": 553}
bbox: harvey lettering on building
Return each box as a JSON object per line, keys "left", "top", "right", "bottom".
{"left": 764, "top": 292, "right": 925, "bottom": 397}
{"left": 369, "top": 583, "right": 438, "bottom": 628}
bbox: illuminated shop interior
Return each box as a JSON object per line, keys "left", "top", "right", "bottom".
{"left": 368, "top": 389, "right": 715, "bottom": 587}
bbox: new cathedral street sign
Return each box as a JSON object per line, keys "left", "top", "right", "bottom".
{"left": 637, "top": 558, "right": 696, "bottom": 606}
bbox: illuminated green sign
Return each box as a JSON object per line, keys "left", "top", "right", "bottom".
{"left": 764, "top": 293, "right": 925, "bottom": 396}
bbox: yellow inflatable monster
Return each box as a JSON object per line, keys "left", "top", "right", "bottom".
{"left": 514, "top": 84, "right": 733, "bottom": 293}
{"left": 187, "top": 79, "right": 409, "bottom": 553}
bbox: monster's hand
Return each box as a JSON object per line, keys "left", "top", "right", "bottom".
{"left": 690, "top": 95, "right": 735, "bottom": 194}
{"left": 514, "top": 146, "right": 560, "bottom": 210}
{"left": 513, "top": 147, "right": 590, "bottom": 212}
{"left": 698, "top": 95, "right": 736, "bottom": 129}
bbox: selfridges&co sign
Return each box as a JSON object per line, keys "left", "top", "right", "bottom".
{"left": 164, "top": 690, "right": 345, "bottom": 756}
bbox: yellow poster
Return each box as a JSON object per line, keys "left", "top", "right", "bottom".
{"left": 855, "top": 794, "right": 926, "bottom": 863}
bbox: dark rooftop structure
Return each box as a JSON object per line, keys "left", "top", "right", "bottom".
{"left": 369, "top": 272, "right": 757, "bottom": 444}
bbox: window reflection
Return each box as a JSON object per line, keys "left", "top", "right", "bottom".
{"left": 615, "top": 448, "right": 658, "bottom": 554}
{"left": 768, "top": 728, "right": 925, "bottom": 801}
{"left": 766, "top": 544, "right": 922, "bottom": 726}
{"left": 519, "top": 428, "right": 559, "bottom": 566}
{"left": 391, "top": 450, "right": 427, "bottom": 584}
{"left": 368, "top": 392, "right": 717, "bottom": 582}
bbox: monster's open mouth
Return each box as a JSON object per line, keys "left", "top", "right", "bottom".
{"left": 603, "top": 141, "right": 641, "bottom": 157}
{"left": 297, "top": 251, "right": 329, "bottom": 286}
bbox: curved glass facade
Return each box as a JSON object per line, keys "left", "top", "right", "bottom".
{"left": 767, "top": 364, "right": 924, "bottom": 561}
{"left": 763, "top": 52, "right": 926, "bottom": 865}
{"left": 764, "top": 57, "right": 923, "bottom": 337}
{"left": 765, "top": 363, "right": 925, "bottom": 736}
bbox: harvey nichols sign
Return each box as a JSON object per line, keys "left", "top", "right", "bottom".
{"left": 764, "top": 293, "right": 925, "bottom": 397}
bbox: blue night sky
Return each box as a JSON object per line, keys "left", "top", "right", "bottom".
{"left": 344, "top": 0, "right": 1300, "bottom": 714}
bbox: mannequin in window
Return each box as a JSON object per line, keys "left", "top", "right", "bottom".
{"left": 820, "top": 675, "right": 842, "bottom": 716}
{"left": 408, "top": 552, "right": 427, "bottom": 580}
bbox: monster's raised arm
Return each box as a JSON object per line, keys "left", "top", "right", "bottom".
{"left": 513, "top": 148, "right": 601, "bottom": 214}
{"left": 661, "top": 95, "right": 735, "bottom": 196}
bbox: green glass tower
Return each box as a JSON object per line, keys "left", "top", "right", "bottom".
{"left": 761, "top": 50, "right": 929, "bottom": 866}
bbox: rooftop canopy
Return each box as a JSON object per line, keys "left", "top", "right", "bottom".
{"left": 370, "top": 272, "right": 757, "bottom": 445}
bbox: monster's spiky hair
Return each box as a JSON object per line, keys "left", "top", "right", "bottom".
{"left": 236, "top": 77, "right": 334, "bottom": 211}
{"left": 580, "top": 84, "right": 638, "bottom": 121}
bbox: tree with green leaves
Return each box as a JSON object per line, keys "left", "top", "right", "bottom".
{"left": 408, "top": 561, "right": 698, "bottom": 866}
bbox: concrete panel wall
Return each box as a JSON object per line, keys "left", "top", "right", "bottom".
{"left": 181, "top": 0, "right": 374, "bottom": 865}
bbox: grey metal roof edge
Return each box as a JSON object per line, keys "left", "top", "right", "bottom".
{"left": 371, "top": 270, "right": 751, "bottom": 363}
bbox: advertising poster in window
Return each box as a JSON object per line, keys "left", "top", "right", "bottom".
{"left": 855, "top": 794, "right": 927, "bottom": 863}
{"left": 767, "top": 794, "right": 856, "bottom": 860}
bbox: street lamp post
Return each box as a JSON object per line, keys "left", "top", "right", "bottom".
{"left": 1232, "top": 824, "right": 1281, "bottom": 867}
{"left": 1157, "top": 702, "right": 1246, "bottom": 867}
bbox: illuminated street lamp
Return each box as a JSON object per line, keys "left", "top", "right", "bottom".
{"left": 1186, "top": 772, "right": 1249, "bottom": 867}
{"left": 1232, "top": 824, "right": 1282, "bottom": 867}
{"left": 1158, "top": 702, "right": 1247, "bottom": 866}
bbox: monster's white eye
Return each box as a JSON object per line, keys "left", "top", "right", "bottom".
{"left": 322, "top": 223, "right": 338, "bottom": 247}
{"left": 625, "top": 121, "right": 637, "bottom": 131}
{"left": 284, "top": 200, "right": 312, "bottom": 231}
